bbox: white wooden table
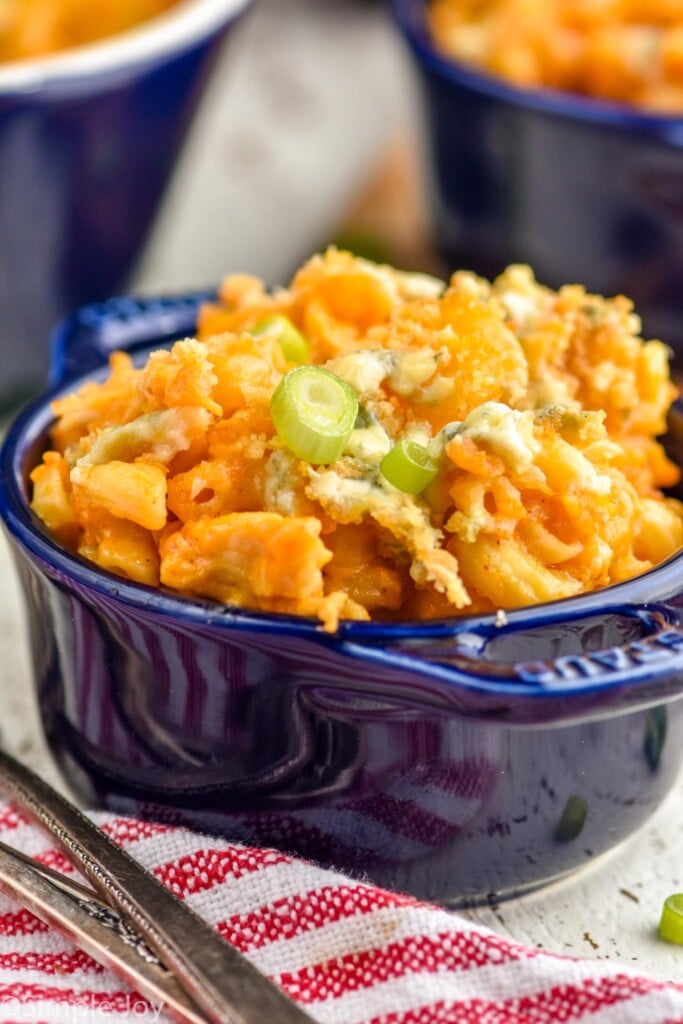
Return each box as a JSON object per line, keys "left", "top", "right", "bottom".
{"left": 2, "top": 0, "right": 681, "bottom": 988}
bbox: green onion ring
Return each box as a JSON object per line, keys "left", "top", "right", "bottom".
{"left": 380, "top": 438, "right": 439, "bottom": 494}
{"left": 270, "top": 365, "right": 358, "bottom": 465}
{"left": 659, "top": 894, "right": 683, "bottom": 944}
{"left": 251, "top": 315, "right": 310, "bottom": 364}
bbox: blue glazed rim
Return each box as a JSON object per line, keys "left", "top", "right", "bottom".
{"left": 392, "top": 0, "right": 683, "bottom": 138}
{"left": 2, "top": 292, "right": 683, "bottom": 706}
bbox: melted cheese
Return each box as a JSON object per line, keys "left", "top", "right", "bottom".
{"left": 456, "top": 402, "right": 541, "bottom": 471}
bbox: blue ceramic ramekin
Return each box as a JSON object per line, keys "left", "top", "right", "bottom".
{"left": 0, "top": 0, "right": 251, "bottom": 406}
{"left": 2, "top": 295, "right": 683, "bottom": 906}
{"left": 392, "top": 0, "right": 683, "bottom": 356}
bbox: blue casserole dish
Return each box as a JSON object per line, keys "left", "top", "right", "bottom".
{"left": 1, "top": 294, "right": 683, "bottom": 907}
{"left": 392, "top": 0, "right": 683, "bottom": 355}
{"left": 0, "top": 0, "right": 252, "bottom": 405}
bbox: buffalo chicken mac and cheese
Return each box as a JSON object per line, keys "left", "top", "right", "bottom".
{"left": 0, "top": 0, "right": 180, "bottom": 61}
{"left": 428, "top": 0, "right": 683, "bottom": 113}
{"left": 30, "top": 250, "right": 683, "bottom": 630}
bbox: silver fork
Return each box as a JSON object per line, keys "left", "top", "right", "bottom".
{"left": 0, "top": 749, "right": 316, "bottom": 1024}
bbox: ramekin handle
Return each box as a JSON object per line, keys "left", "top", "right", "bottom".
{"left": 338, "top": 602, "right": 683, "bottom": 706}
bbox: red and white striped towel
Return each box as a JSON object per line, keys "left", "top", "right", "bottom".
{"left": 0, "top": 802, "right": 680, "bottom": 1024}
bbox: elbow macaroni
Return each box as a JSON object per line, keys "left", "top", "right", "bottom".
{"left": 30, "top": 249, "right": 683, "bottom": 630}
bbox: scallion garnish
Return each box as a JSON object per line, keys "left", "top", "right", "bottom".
{"left": 270, "top": 365, "right": 358, "bottom": 464}
{"left": 659, "top": 894, "right": 683, "bottom": 944}
{"left": 380, "top": 438, "right": 439, "bottom": 494}
{"left": 251, "top": 315, "right": 310, "bottom": 364}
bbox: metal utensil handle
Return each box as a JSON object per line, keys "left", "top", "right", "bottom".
{"left": 0, "top": 842, "right": 206, "bottom": 1024}
{"left": 0, "top": 750, "right": 316, "bottom": 1024}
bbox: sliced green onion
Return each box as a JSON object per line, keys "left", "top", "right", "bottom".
{"left": 251, "top": 315, "right": 310, "bottom": 364}
{"left": 380, "top": 438, "right": 439, "bottom": 494}
{"left": 555, "top": 795, "right": 588, "bottom": 841}
{"left": 270, "top": 366, "right": 358, "bottom": 464}
{"left": 659, "top": 894, "right": 683, "bottom": 944}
